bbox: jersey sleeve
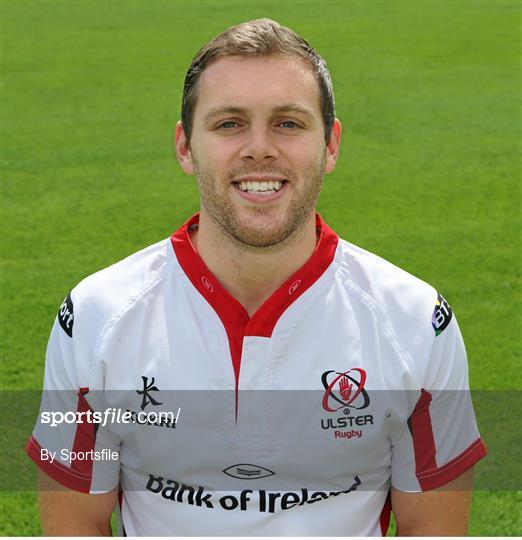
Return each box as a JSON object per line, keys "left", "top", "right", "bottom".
{"left": 25, "top": 292, "right": 121, "bottom": 494}
{"left": 390, "top": 295, "right": 487, "bottom": 492}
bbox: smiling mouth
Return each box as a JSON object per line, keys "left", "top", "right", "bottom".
{"left": 233, "top": 179, "right": 287, "bottom": 195}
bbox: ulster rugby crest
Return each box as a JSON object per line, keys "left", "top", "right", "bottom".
{"left": 320, "top": 368, "right": 373, "bottom": 439}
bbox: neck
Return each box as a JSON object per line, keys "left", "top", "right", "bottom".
{"left": 191, "top": 210, "right": 318, "bottom": 317}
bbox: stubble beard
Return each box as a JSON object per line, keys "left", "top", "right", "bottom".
{"left": 194, "top": 158, "right": 326, "bottom": 250}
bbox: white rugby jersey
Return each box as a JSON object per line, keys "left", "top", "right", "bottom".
{"left": 26, "top": 213, "right": 486, "bottom": 536}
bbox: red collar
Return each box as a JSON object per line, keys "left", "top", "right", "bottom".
{"left": 170, "top": 212, "right": 339, "bottom": 341}
{"left": 171, "top": 213, "right": 338, "bottom": 392}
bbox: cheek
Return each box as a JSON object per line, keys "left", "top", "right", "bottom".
{"left": 285, "top": 136, "right": 325, "bottom": 163}
{"left": 194, "top": 140, "right": 237, "bottom": 173}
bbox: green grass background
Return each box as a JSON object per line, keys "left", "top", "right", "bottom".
{"left": 1, "top": 0, "right": 520, "bottom": 535}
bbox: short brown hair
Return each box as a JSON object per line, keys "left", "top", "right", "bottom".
{"left": 181, "top": 18, "right": 335, "bottom": 143}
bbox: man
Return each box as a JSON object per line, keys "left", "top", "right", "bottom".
{"left": 27, "top": 18, "right": 486, "bottom": 536}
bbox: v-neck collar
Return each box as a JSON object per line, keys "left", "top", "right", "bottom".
{"left": 171, "top": 212, "right": 338, "bottom": 337}
{"left": 170, "top": 212, "right": 339, "bottom": 387}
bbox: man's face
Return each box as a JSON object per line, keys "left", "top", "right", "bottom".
{"left": 176, "top": 54, "right": 340, "bottom": 248}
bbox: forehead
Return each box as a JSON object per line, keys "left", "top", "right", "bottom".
{"left": 194, "top": 54, "right": 321, "bottom": 117}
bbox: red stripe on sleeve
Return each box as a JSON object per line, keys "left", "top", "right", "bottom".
{"left": 408, "top": 389, "right": 487, "bottom": 491}
{"left": 25, "top": 388, "right": 97, "bottom": 493}
{"left": 407, "top": 389, "right": 437, "bottom": 481}
{"left": 70, "top": 388, "right": 96, "bottom": 476}
{"left": 416, "top": 437, "right": 487, "bottom": 491}
{"left": 24, "top": 435, "right": 92, "bottom": 493}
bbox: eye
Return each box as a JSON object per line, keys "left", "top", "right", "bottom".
{"left": 278, "top": 120, "right": 301, "bottom": 129}
{"left": 217, "top": 120, "right": 240, "bottom": 129}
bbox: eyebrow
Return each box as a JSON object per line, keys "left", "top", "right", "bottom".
{"left": 203, "top": 104, "right": 316, "bottom": 123}
{"left": 204, "top": 107, "right": 246, "bottom": 122}
{"left": 272, "top": 105, "right": 315, "bottom": 121}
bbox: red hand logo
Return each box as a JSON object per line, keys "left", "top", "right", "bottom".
{"left": 339, "top": 376, "right": 352, "bottom": 401}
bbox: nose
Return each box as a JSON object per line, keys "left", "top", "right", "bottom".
{"left": 239, "top": 124, "right": 279, "bottom": 163}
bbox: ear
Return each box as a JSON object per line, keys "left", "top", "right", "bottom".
{"left": 175, "top": 121, "right": 194, "bottom": 175}
{"left": 324, "top": 118, "right": 342, "bottom": 174}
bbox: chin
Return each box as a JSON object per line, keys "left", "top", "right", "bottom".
{"left": 232, "top": 220, "right": 295, "bottom": 249}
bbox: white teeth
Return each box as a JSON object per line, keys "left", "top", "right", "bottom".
{"left": 238, "top": 180, "right": 284, "bottom": 193}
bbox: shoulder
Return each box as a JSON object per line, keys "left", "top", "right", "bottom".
{"left": 334, "top": 238, "right": 438, "bottom": 323}
{"left": 332, "top": 239, "right": 449, "bottom": 378}
{"left": 65, "top": 238, "right": 172, "bottom": 345}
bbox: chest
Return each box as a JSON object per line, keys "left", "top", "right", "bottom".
{"left": 95, "top": 281, "right": 413, "bottom": 492}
